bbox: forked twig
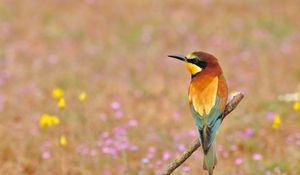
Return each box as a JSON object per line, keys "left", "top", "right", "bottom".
{"left": 161, "top": 93, "right": 244, "bottom": 175}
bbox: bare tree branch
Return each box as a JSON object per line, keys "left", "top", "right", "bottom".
{"left": 161, "top": 93, "right": 244, "bottom": 175}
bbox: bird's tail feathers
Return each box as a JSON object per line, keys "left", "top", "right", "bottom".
{"left": 199, "top": 117, "right": 221, "bottom": 155}
{"left": 203, "top": 140, "right": 217, "bottom": 175}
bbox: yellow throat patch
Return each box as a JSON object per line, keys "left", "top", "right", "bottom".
{"left": 185, "top": 53, "right": 202, "bottom": 75}
{"left": 185, "top": 62, "right": 202, "bottom": 75}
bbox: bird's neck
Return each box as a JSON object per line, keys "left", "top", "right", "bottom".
{"left": 191, "top": 65, "right": 222, "bottom": 80}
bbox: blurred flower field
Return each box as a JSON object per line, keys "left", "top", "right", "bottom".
{"left": 0, "top": 0, "right": 299, "bottom": 174}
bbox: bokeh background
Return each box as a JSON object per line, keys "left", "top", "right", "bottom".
{"left": 0, "top": 0, "right": 299, "bottom": 174}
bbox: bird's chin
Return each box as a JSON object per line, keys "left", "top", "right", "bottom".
{"left": 185, "top": 63, "right": 202, "bottom": 75}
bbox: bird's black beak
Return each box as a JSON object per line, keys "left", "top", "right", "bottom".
{"left": 168, "top": 54, "right": 186, "bottom": 62}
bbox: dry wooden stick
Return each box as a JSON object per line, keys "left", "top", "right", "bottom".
{"left": 161, "top": 93, "right": 244, "bottom": 175}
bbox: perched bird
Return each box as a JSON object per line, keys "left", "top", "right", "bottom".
{"left": 168, "top": 51, "right": 228, "bottom": 175}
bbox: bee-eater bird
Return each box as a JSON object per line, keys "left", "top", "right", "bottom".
{"left": 168, "top": 51, "right": 228, "bottom": 175}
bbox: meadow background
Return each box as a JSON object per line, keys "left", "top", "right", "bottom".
{"left": 0, "top": 0, "right": 299, "bottom": 174}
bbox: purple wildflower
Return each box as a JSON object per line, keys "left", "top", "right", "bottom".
{"left": 287, "top": 135, "right": 293, "bottom": 144}
{"left": 128, "top": 119, "right": 138, "bottom": 127}
{"left": 42, "top": 151, "right": 51, "bottom": 159}
{"left": 111, "top": 101, "right": 121, "bottom": 110}
{"left": 102, "top": 146, "right": 118, "bottom": 156}
{"left": 265, "top": 171, "right": 272, "bottom": 175}
{"left": 148, "top": 146, "right": 156, "bottom": 153}
{"left": 182, "top": 166, "right": 191, "bottom": 172}
{"left": 176, "top": 144, "right": 185, "bottom": 152}
{"left": 129, "top": 145, "right": 139, "bottom": 151}
{"left": 162, "top": 151, "right": 171, "bottom": 160}
{"left": 266, "top": 112, "right": 275, "bottom": 121}
{"left": 103, "top": 170, "right": 111, "bottom": 175}
{"left": 252, "top": 153, "right": 262, "bottom": 161}
{"left": 142, "top": 158, "right": 150, "bottom": 164}
{"left": 217, "top": 145, "right": 224, "bottom": 152}
{"left": 244, "top": 128, "right": 254, "bottom": 138}
{"left": 222, "top": 152, "right": 229, "bottom": 158}
{"left": 235, "top": 157, "right": 243, "bottom": 165}
{"left": 114, "top": 111, "right": 123, "bottom": 119}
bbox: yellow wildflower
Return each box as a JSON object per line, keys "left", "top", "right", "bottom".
{"left": 79, "top": 92, "right": 87, "bottom": 102}
{"left": 272, "top": 114, "right": 281, "bottom": 129}
{"left": 293, "top": 102, "right": 300, "bottom": 111}
{"left": 52, "top": 88, "right": 64, "bottom": 99}
{"left": 39, "top": 113, "right": 60, "bottom": 128}
{"left": 59, "top": 135, "right": 67, "bottom": 146}
{"left": 58, "top": 98, "right": 65, "bottom": 109}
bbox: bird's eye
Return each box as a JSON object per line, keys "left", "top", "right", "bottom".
{"left": 189, "top": 58, "right": 198, "bottom": 64}
{"left": 188, "top": 57, "right": 207, "bottom": 69}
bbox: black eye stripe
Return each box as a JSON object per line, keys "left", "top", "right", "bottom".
{"left": 189, "top": 58, "right": 198, "bottom": 64}
{"left": 188, "top": 58, "right": 208, "bottom": 69}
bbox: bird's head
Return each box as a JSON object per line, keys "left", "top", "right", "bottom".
{"left": 168, "top": 51, "right": 220, "bottom": 76}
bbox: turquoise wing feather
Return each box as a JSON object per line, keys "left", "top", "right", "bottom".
{"left": 191, "top": 97, "right": 223, "bottom": 153}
